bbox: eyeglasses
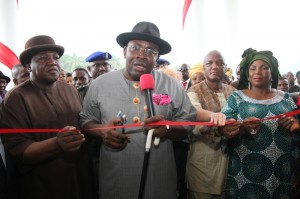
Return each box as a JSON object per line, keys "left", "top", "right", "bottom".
{"left": 126, "top": 45, "right": 159, "bottom": 57}
{"left": 91, "top": 63, "right": 111, "bottom": 69}
{"left": 179, "top": 68, "right": 189, "bottom": 72}
{"left": 204, "top": 61, "right": 227, "bottom": 69}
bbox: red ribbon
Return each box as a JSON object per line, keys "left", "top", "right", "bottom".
{"left": 261, "top": 109, "right": 300, "bottom": 121}
{"left": 296, "top": 96, "right": 300, "bottom": 107}
{"left": 0, "top": 109, "right": 299, "bottom": 134}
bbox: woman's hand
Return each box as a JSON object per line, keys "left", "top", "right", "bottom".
{"left": 242, "top": 117, "right": 261, "bottom": 134}
{"left": 278, "top": 115, "right": 300, "bottom": 133}
{"left": 220, "top": 119, "right": 242, "bottom": 138}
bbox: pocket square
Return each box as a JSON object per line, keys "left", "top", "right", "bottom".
{"left": 152, "top": 94, "right": 172, "bottom": 105}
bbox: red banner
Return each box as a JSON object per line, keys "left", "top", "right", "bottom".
{"left": 0, "top": 42, "right": 20, "bottom": 69}
{"left": 182, "top": 0, "right": 192, "bottom": 29}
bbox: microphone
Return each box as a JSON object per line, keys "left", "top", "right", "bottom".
{"left": 140, "top": 74, "right": 160, "bottom": 146}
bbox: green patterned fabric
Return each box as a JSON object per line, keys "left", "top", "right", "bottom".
{"left": 222, "top": 90, "right": 299, "bottom": 199}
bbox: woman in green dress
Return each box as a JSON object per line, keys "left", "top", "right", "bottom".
{"left": 221, "top": 48, "right": 300, "bottom": 198}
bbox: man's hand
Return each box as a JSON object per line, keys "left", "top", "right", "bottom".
{"left": 210, "top": 112, "right": 226, "bottom": 126}
{"left": 57, "top": 126, "right": 85, "bottom": 152}
{"left": 143, "top": 115, "right": 168, "bottom": 138}
{"left": 101, "top": 118, "right": 130, "bottom": 149}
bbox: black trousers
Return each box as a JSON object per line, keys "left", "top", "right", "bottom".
{"left": 173, "top": 141, "right": 189, "bottom": 199}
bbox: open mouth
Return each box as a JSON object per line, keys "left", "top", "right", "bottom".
{"left": 133, "top": 63, "right": 146, "bottom": 72}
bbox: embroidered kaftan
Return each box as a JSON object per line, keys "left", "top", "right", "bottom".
{"left": 80, "top": 70, "right": 197, "bottom": 199}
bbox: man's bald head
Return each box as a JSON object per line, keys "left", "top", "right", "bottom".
{"left": 11, "top": 64, "right": 30, "bottom": 85}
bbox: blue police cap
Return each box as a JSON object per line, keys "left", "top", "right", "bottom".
{"left": 156, "top": 58, "right": 170, "bottom": 65}
{"left": 85, "top": 51, "right": 112, "bottom": 62}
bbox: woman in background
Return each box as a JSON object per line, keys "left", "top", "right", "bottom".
{"left": 189, "top": 63, "right": 205, "bottom": 86}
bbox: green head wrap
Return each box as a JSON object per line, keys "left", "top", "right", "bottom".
{"left": 238, "top": 48, "right": 280, "bottom": 90}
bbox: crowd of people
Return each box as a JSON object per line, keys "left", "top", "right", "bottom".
{"left": 0, "top": 21, "right": 300, "bottom": 199}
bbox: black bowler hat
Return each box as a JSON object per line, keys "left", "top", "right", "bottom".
{"left": 19, "top": 35, "right": 64, "bottom": 66}
{"left": 116, "top": 21, "right": 171, "bottom": 55}
{"left": 0, "top": 71, "right": 11, "bottom": 83}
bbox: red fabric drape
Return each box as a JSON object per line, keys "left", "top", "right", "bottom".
{"left": 182, "top": 0, "right": 192, "bottom": 29}
{"left": 0, "top": 42, "right": 20, "bottom": 69}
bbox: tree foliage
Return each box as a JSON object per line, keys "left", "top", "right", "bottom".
{"left": 59, "top": 53, "right": 86, "bottom": 73}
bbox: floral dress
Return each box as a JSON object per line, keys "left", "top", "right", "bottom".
{"left": 222, "top": 90, "right": 299, "bottom": 199}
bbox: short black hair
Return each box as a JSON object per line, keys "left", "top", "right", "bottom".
{"left": 72, "top": 67, "right": 90, "bottom": 77}
{"left": 296, "top": 71, "right": 300, "bottom": 79}
{"left": 278, "top": 76, "right": 287, "bottom": 80}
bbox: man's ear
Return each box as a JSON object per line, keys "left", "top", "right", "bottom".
{"left": 87, "top": 66, "right": 91, "bottom": 72}
{"left": 123, "top": 46, "right": 127, "bottom": 58}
